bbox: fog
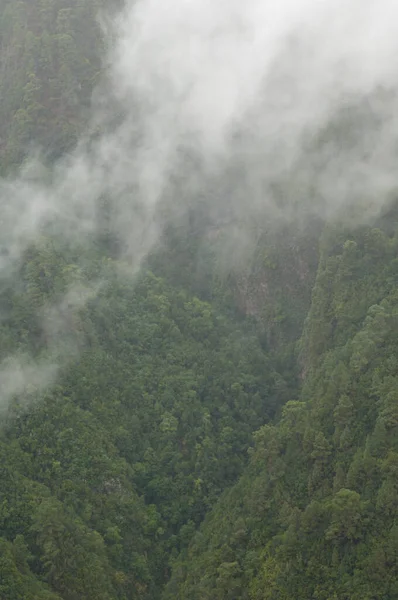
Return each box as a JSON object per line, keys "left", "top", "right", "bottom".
{"left": 3, "top": 0, "right": 398, "bottom": 263}
{"left": 1, "top": 0, "right": 398, "bottom": 408}
{"left": 109, "top": 0, "right": 398, "bottom": 223}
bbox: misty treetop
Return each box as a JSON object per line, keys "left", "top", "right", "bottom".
{"left": 1, "top": 0, "right": 398, "bottom": 599}
{"left": 0, "top": 0, "right": 105, "bottom": 170}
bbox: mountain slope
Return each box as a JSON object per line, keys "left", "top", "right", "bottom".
{"left": 0, "top": 237, "right": 291, "bottom": 598}
{"left": 164, "top": 221, "right": 398, "bottom": 600}
{"left": 1, "top": 1, "right": 398, "bottom": 599}
{"left": 0, "top": 0, "right": 105, "bottom": 170}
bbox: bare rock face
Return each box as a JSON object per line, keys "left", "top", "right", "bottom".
{"left": 232, "top": 229, "right": 319, "bottom": 349}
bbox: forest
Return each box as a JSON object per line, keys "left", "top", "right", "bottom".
{"left": 0, "top": 1, "right": 397, "bottom": 599}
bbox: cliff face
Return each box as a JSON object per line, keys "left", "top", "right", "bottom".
{"left": 233, "top": 225, "right": 320, "bottom": 349}
{"left": 152, "top": 215, "right": 321, "bottom": 358}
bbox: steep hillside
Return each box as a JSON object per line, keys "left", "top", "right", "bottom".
{"left": 0, "top": 0, "right": 106, "bottom": 170}
{"left": 165, "top": 221, "right": 398, "bottom": 600}
{"left": 0, "top": 233, "right": 295, "bottom": 598}
{"left": 1, "top": 1, "right": 398, "bottom": 599}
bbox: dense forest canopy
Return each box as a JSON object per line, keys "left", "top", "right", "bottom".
{"left": 0, "top": 0, "right": 398, "bottom": 599}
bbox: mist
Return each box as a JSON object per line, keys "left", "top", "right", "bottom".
{"left": 109, "top": 0, "right": 398, "bottom": 224}
{"left": 1, "top": 0, "right": 398, "bottom": 410}
{"left": 3, "top": 0, "right": 398, "bottom": 262}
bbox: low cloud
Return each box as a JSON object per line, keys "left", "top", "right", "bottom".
{"left": 1, "top": 0, "right": 398, "bottom": 410}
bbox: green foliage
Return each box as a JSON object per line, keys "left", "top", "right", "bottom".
{"left": 166, "top": 224, "right": 398, "bottom": 600}
{"left": 0, "top": 0, "right": 105, "bottom": 170}
{"left": 0, "top": 536, "right": 60, "bottom": 600}
{"left": 1, "top": 1, "right": 398, "bottom": 599}
{"left": 0, "top": 237, "right": 282, "bottom": 598}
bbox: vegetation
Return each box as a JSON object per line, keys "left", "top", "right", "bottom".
{"left": 0, "top": 239, "right": 285, "bottom": 598}
{"left": 165, "top": 221, "right": 398, "bottom": 599}
{"left": 0, "top": 0, "right": 105, "bottom": 170}
{"left": 0, "top": 1, "right": 397, "bottom": 599}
